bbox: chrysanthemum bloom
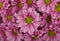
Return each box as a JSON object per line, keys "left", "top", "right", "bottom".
{"left": 41, "top": 12, "right": 60, "bottom": 26}
{"left": 5, "top": 26, "right": 25, "bottom": 41}
{"left": 11, "top": 0, "right": 25, "bottom": 13}
{"left": 22, "top": 0, "right": 37, "bottom": 9}
{"left": 0, "top": 0, "right": 5, "bottom": 13}
{"left": 24, "top": 31, "right": 43, "bottom": 41}
{"left": 42, "top": 25, "right": 60, "bottom": 41}
{"left": 39, "top": 12, "right": 53, "bottom": 28}
{"left": 0, "top": 26, "right": 7, "bottom": 41}
{"left": 0, "top": 0, "right": 11, "bottom": 13}
{"left": 15, "top": 8, "right": 40, "bottom": 35}
{"left": 1, "top": 9, "right": 16, "bottom": 26}
{"left": 54, "top": 1, "right": 60, "bottom": 13}
{"left": 50, "top": 11, "right": 60, "bottom": 25}
{"left": 36, "top": 0, "right": 57, "bottom": 13}
{"left": 34, "top": 11, "right": 47, "bottom": 30}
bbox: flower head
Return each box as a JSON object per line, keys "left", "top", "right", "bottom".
{"left": 15, "top": 8, "right": 40, "bottom": 35}
{"left": 36, "top": 0, "right": 56, "bottom": 13}
{"left": 55, "top": 2, "right": 60, "bottom": 12}
{"left": 1, "top": 9, "right": 16, "bottom": 26}
{"left": 42, "top": 25, "right": 60, "bottom": 41}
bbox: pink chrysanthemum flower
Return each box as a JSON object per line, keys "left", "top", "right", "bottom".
{"left": 42, "top": 25, "right": 60, "bottom": 41}
{"left": 50, "top": 11, "right": 60, "bottom": 25}
{"left": 0, "top": 0, "right": 11, "bottom": 13}
{"left": 39, "top": 12, "right": 53, "bottom": 27}
{"left": 40, "top": 12, "right": 59, "bottom": 26}
{"left": 11, "top": 0, "right": 26, "bottom": 12}
{"left": 0, "top": 26, "right": 7, "bottom": 41}
{"left": 0, "top": 0, "right": 6, "bottom": 13}
{"left": 22, "top": 0, "right": 37, "bottom": 9}
{"left": 5, "top": 26, "right": 24, "bottom": 41}
{"left": 15, "top": 8, "right": 40, "bottom": 35}
{"left": 1, "top": 9, "right": 16, "bottom": 26}
{"left": 24, "top": 31, "right": 43, "bottom": 41}
{"left": 53, "top": 1, "right": 60, "bottom": 13}
{"left": 36, "top": 0, "right": 57, "bottom": 13}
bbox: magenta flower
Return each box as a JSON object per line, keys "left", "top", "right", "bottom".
{"left": 22, "top": 0, "right": 37, "bottom": 9}
{"left": 54, "top": 1, "right": 60, "bottom": 12}
{"left": 24, "top": 31, "right": 43, "bottom": 41}
{"left": 39, "top": 12, "right": 52, "bottom": 27}
{"left": 1, "top": 9, "right": 16, "bottom": 26}
{"left": 0, "top": 26, "right": 7, "bottom": 41}
{"left": 50, "top": 11, "right": 60, "bottom": 25}
{"left": 0, "top": 0, "right": 5, "bottom": 13}
{"left": 15, "top": 8, "right": 40, "bottom": 35}
{"left": 36, "top": 0, "right": 56, "bottom": 13}
{"left": 11, "top": 0, "right": 25, "bottom": 12}
{"left": 0, "top": 0, "right": 11, "bottom": 13}
{"left": 0, "top": 0, "right": 60, "bottom": 41}
{"left": 5, "top": 25, "right": 24, "bottom": 41}
{"left": 39, "top": 12, "right": 59, "bottom": 27}
{"left": 42, "top": 25, "right": 60, "bottom": 41}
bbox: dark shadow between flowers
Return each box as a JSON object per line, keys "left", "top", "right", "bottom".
{"left": 0, "top": 15, "right": 3, "bottom": 24}
{"left": 35, "top": 9, "right": 43, "bottom": 15}
{"left": 21, "top": 39, "right": 25, "bottom": 41}
{"left": 37, "top": 25, "right": 45, "bottom": 30}
{"left": 8, "top": 1, "right": 11, "bottom": 4}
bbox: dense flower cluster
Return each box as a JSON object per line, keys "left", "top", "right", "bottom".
{"left": 0, "top": 0, "right": 60, "bottom": 41}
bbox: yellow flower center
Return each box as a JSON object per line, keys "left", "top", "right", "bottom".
{"left": 25, "top": 16, "right": 33, "bottom": 24}
{"left": 33, "top": 35, "right": 38, "bottom": 40}
{"left": 55, "top": 2, "right": 60, "bottom": 12}
{"left": 46, "top": 15, "right": 51, "bottom": 22}
{"left": 48, "top": 30, "right": 56, "bottom": 37}
{"left": 17, "top": 2, "right": 23, "bottom": 8}
{"left": 26, "top": 0, "right": 33, "bottom": 5}
{"left": 0, "top": 2, "right": 3, "bottom": 9}
{"left": 44, "top": 0, "right": 51, "bottom": 5}
{"left": 12, "top": 30, "right": 18, "bottom": 36}
{"left": 6, "top": 15, "right": 12, "bottom": 20}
